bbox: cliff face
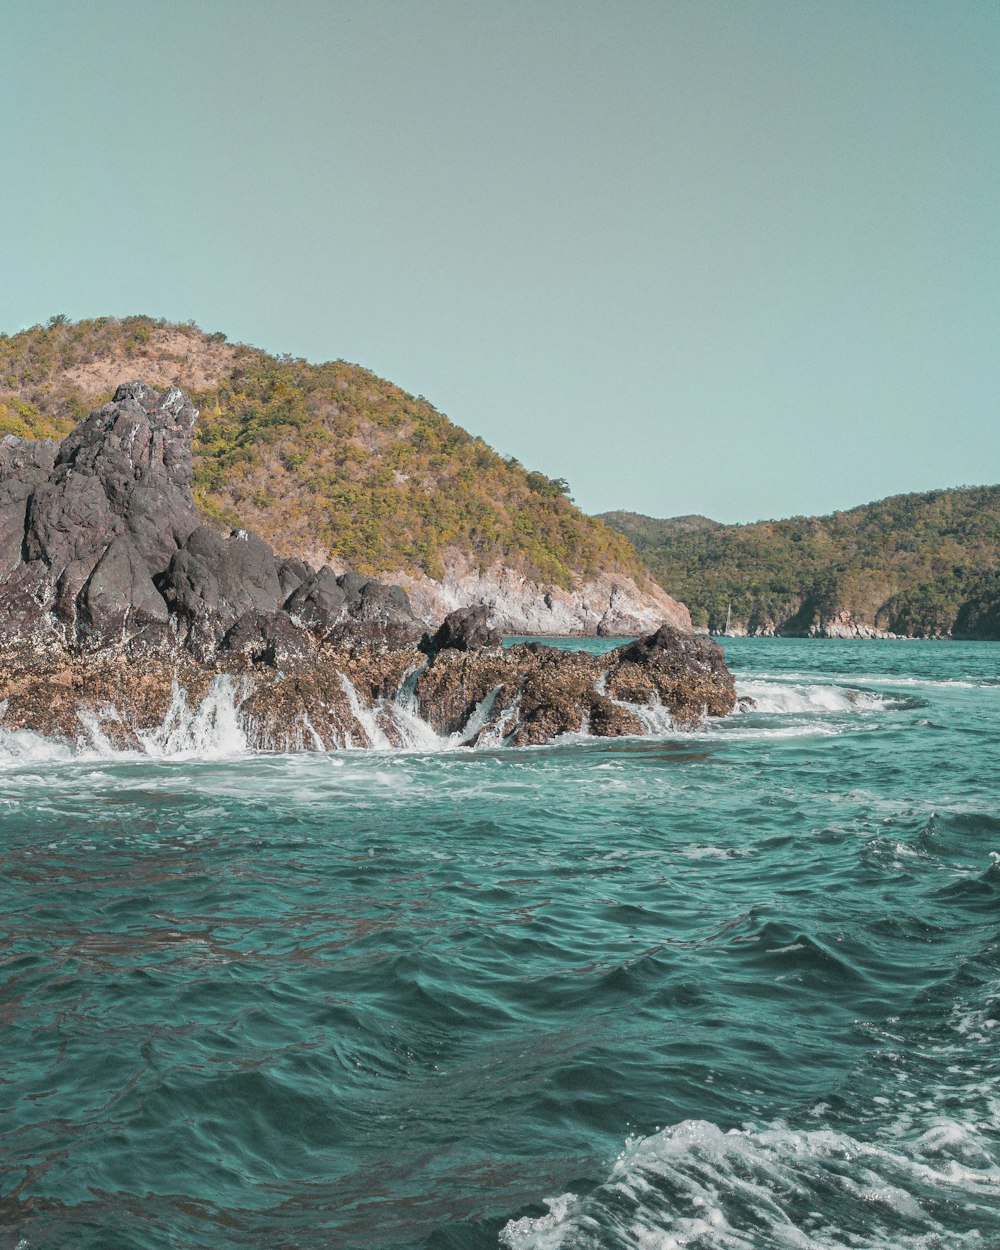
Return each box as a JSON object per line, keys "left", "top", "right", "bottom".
{"left": 603, "top": 489, "right": 1000, "bottom": 640}
{"left": 0, "top": 317, "right": 683, "bottom": 635}
{"left": 0, "top": 383, "right": 734, "bottom": 751}
{"left": 391, "top": 553, "right": 690, "bottom": 636}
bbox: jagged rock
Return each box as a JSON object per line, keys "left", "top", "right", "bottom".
{"left": 420, "top": 604, "right": 502, "bottom": 657}
{"left": 607, "top": 625, "right": 734, "bottom": 721}
{"left": 0, "top": 436, "right": 57, "bottom": 578}
{"left": 284, "top": 566, "right": 347, "bottom": 637}
{"left": 277, "top": 556, "right": 311, "bottom": 602}
{"left": 329, "top": 577, "right": 421, "bottom": 650}
{"left": 27, "top": 381, "right": 199, "bottom": 586}
{"left": 0, "top": 382, "right": 428, "bottom": 656}
{"left": 0, "top": 620, "right": 737, "bottom": 751}
{"left": 411, "top": 630, "right": 735, "bottom": 747}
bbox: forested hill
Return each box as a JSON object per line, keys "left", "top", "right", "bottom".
{"left": 0, "top": 316, "right": 641, "bottom": 588}
{"left": 602, "top": 487, "right": 1000, "bottom": 639}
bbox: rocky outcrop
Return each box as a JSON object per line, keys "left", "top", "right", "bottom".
{"left": 0, "top": 625, "right": 735, "bottom": 752}
{"left": 0, "top": 381, "right": 423, "bottom": 657}
{"left": 420, "top": 605, "right": 502, "bottom": 657}
{"left": 0, "top": 382, "right": 736, "bottom": 750}
{"left": 412, "top": 625, "right": 732, "bottom": 747}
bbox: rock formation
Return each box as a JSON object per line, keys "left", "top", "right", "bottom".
{"left": 0, "top": 381, "right": 423, "bottom": 656}
{"left": 0, "top": 383, "right": 736, "bottom": 750}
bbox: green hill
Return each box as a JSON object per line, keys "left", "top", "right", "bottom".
{"left": 602, "top": 488, "right": 1000, "bottom": 639}
{"left": 0, "top": 316, "right": 641, "bottom": 588}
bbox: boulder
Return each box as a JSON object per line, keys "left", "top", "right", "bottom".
{"left": 420, "top": 604, "right": 502, "bottom": 656}
{"left": 606, "top": 624, "right": 734, "bottom": 721}
{"left": 284, "top": 565, "right": 347, "bottom": 637}
{"left": 78, "top": 536, "right": 170, "bottom": 646}
{"left": 329, "top": 577, "right": 421, "bottom": 650}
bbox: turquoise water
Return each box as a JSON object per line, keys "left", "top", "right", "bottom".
{"left": 2, "top": 638, "right": 999, "bottom": 1249}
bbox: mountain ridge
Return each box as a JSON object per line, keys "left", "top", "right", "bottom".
{"left": 602, "top": 486, "right": 1000, "bottom": 639}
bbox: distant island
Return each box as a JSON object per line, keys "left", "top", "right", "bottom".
{"left": 602, "top": 489, "right": 1000, "bottom": 639}
{"left": 0, "top": 316, "right": 685, "bottom": 637}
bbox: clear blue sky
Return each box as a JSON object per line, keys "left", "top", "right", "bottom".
{"left": 3, "top": 0, "right": 998, "bottom": 522}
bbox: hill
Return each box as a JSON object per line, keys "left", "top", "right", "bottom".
{"left": 0, "top": 316, "right": 687, "bottom": 634}
{"left": 601, "top": 488, "right": 1000, "bottom": 639}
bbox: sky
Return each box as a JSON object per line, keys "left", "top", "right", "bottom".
{"left": 2, "top": 1, "right": 998, "bottom": 523}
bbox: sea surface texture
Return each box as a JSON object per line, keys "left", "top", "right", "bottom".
{"left": 2, "top": 638, "right": 998, "bottom": 1249}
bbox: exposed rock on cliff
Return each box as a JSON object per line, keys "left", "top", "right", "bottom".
{"left": 0, "top": 383, "right": 734, "bottom": 750}
{"left": 392, "top": 555, "right": 691, "bottom": 637}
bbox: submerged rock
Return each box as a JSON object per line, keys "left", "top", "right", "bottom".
{"left": 0, "top": 381, "right": 736, "bottom": 749}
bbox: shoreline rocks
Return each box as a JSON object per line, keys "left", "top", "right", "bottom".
{"left": 0, "top": 625, "right": 735, "bottom": 752}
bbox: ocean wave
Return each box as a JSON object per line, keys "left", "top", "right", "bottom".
{"left": 750, "top": 670, "right": 990, "bottom": 691}
{"left": 735, "top": 679, "right": 899, "bottom": 715}
{"left": 500, "top": 1114, "right": 1000, "bottom": 1249}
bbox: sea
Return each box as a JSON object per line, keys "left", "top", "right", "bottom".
{"left": 2, "top": 636, "right": 998, "bottom": 1250}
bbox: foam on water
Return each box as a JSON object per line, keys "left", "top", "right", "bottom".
{"left": 139, "top": 676, "right": 250, "bottom": 758}
{"left": 737, "top": 678, "right": 891, "bottom": 715}
{"left": 501, "top": 1114, "right": 1000, "bottom": 1249}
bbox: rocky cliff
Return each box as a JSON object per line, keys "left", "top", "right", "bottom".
{"left": 0, "top": 383, "right": 734, "bottom": 750}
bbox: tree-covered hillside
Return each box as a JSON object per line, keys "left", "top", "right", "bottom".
{"left": 0, "top": 316, "right": 642, "bottom": 587}
{"left": 603, "top": 488, "right": 1000, "bottom": 638}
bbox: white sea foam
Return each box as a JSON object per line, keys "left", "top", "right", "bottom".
{"left": 501, "top": 1115, "right": 1000, "bottom": 1249}
{"left": 336, "top": 671, "right": 507, "bottom": 752}
{"left": 138, "top": 676, "right": 249, "bottom": 758}
{"left": 736, "top": 679, "right": 889, "bottom": 715}
{"left": 0, "top": 676, "right": 251, "bottom": 767}
{"left": 751, "top": 671, "right": 988, "bottom": 691}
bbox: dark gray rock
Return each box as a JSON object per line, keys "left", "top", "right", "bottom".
{"left": 11, "top": 381, "right": 201, "bottom": 640}
{"left": 329, "top": 577, "right": 420, "bottom": 650}
{"left": 284, "top": 565, "right": 347, "bottom": 637}
{"left": 0, "top": 381, "right": 434, "bottom": 659}
{"left": 0, "top": 436, "right": 57, "bottom": 579}
{"left": 420, "top": 604, "right": 501, "bottom": 656}
{"left": 615, "top": 623, "right": 728, "bottom": 677}
{"left": 222, "top": 610, "right": 311, "bottom": 666}
{"left": 78, "top": 536, "right": 170, "bottom": 645}
{"left": 158, "top": 525, "right": 283, "bottom": 652}
{"left": 277, "top": 556, "right": 311, "bottom": 602}
{"left": 43, "top": 381, "right": 199, "bottom": 575}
